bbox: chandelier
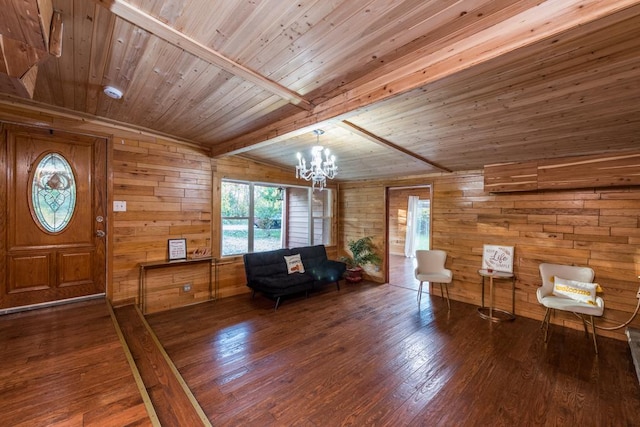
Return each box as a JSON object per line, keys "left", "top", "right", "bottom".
{"left": 295, "top": 129, "right": 337, "bottom": 191}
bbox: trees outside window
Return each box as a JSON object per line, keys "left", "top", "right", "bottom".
{"left": 221, "top": 180, "right": 333, "bottom": 256}
{"left": 221, "top": 182, "right": 251, "bottom": 256}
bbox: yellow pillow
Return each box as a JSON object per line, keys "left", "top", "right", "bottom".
{"left": 552, "top": 276, "right": 599, "bottom": 305}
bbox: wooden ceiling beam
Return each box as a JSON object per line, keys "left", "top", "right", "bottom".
{"left": 94, "top": 0, "right": 313, "bottom": 110}
{"left": 210, "top": 0, "right": 640, "bottom": 157}
{"left": 337, "top": 121, "right": 452, "bottom": 173}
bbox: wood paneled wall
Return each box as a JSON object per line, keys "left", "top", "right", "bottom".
{"left": 485, "top": 151, "right": 640, "bottom": 192}
{"left": 339, "top": 172, "right": 640, "bottom": 340}
{"left": 388, "top": 187, "right": 431, "bottom": 256}
{"left": 112, "top": 136, "right": 212, "bottom": 313}
{"left": 338, "top": 184, "right": 386, "bottom": 283}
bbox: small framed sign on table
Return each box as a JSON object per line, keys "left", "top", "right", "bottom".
{"left": 168, "top": 238, "right": 187, "bottom": 261}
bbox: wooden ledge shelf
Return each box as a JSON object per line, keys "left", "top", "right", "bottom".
{"left": 484, "top": 151, "right": 640, "bottom": 193}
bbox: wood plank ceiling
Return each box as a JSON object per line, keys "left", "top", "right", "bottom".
{"left": 2, "top": 0, "right": 640, "bottom": 181}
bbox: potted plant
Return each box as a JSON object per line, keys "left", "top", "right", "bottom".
{"left": 340, "top": 236, "right": 382, "bottom": 283}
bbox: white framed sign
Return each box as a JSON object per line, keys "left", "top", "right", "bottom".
{"left": 168, "top": 238, "right": 187, "bottom": 261}
{"left": 481, "top": 245, "right": 514, "bottom": 273}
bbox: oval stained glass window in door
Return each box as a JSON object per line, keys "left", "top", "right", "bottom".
{"left": 31, "top": 153, "right": 77, "bottom": 233}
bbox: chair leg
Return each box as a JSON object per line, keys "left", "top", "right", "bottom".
{"left": 590, "top": 315, "right": 599, "bottom": 354}
{"left": 542, "top": 308, "right": 552, "bottom": 342}
{"left": 438, "top": 283, "right": 450, "bottom": 310}
{"left": 417, "top": 281, "right": 423, "bottom": 307}
{"left": 336, "top": 280, "right": 340, "bottom": 291}
{"left": 444, "top": 284, "right": 450, "bottom": 311}
{"left": 580, "top": 314, "right": 589, "bottom": 334}
{"left": 274, "top": 297, "right": 281, "bottom": 311}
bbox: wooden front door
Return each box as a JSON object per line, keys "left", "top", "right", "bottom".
{"left": 1, "top": 125, "right": 107, "bottom": 309}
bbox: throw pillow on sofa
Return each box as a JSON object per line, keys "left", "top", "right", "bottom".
{"left": 284, "top": 254, "right": 305, "bottom": 274}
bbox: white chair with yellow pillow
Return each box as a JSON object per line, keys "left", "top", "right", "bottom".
{"left": 537, "top": 263, "right": 605, "bottom": 353}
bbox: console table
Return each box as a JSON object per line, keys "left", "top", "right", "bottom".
{"left": 139, "top": 257, "right": 213, "bottom": 314}
{"left": 477, "top": 269, "right": 516, "bottom": 322}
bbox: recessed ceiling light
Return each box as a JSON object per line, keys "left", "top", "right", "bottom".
{"left": 103, "top": 86, "right": 123, "bottom": 99}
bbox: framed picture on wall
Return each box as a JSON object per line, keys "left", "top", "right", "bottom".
{"left": 168, "top": 238, "right": 187, "bottom": 261}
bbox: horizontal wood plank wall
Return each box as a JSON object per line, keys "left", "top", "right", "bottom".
{"left": 388, "top": 187, "right": 431, "bottom": 256}
{"left": 111, "top": 136, "right": 212, "bottom": 311}
{"left": 339, "top": 184, "right": 386, "bottom": 283}
{"left": 340, "top": 171, "right": 640, "bottom": 341}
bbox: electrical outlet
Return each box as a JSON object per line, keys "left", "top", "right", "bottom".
{"left": 113, "top": 200, "right": 127, "bottom": 212}
{"left": 183, "top": 283, "right": 192, "bottom": 292}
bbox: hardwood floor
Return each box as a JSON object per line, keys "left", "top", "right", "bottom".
{"left": 2, "top": 262, "right": 639, "bottom": 426}
{"left": 113, "top": 304, "right": 209, "bottom": 426}
{"left": 147, "top": 279, "right": 640, "bottom": 426}
{"left": 0, "top": 299, "right": 152, "bottom": 426}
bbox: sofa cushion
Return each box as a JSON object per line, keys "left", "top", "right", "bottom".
{"left": 252, "top": 273, "right": 311, "bottom": 291}
{"left": 293, "top": 245, "right": 328, "bottom": 270}
{"left": 307, "top": 259, "right": 347, "bottom": 285}
{"left": 243, "top": 248, "right": 291, "bottom": 282}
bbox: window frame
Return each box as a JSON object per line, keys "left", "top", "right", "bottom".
{"left": 220, "top": 179, "right": 335, "bottom": 257}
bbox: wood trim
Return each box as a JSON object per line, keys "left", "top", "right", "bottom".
{"left": 106, "top": 301, "right": 160, "bottom": 426}
{"left": 48, "top": 11, "right": 63, "bottom": 57}
{"left": 339, "top": 120, "right": 452, "bottom": 173}
{"left": 485, "top": 151, "right": 640, "bottom": 192}
{"left": 93, "top": 0, "right": 312, "bottom": 110}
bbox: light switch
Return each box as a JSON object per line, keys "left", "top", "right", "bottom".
{"left": 113, "top": 201, "right": 127, "bottom": 212}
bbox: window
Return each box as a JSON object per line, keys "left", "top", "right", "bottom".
{"left": 221, "top": 181, "right": 250, "bottom": 256}
{"left": 312, "top": 189, "right": 333, "bottom": 245}
{"left": 30, "top": 152, "right": 77, "bottom": 233}
{"left": 221, "top": 180, "right": 334, "bottom": 256}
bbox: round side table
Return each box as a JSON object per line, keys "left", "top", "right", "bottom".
{"left": 477, "top": 269, "right": 516, "bottom": 322}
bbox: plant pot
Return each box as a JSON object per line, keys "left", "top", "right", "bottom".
{"left": 345, "top": 266, "right": 364, "bottom": 283}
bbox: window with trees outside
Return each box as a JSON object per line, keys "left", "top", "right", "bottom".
{"left": 221, "top": 180, "right": 334, "bottom": 256}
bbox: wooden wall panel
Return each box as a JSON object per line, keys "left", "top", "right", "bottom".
{"left": 338, "top": 184, "right": 385, "bottom": 283}
{"left": 339, "top": 171, "right": 640, "bottom": 340}
{"left": 143, "top": 262, "right": 211, "bottom": 314}
{"left": 485, "top": 151, "right": 640, "bottom": 192}
{"left": 111, "top": 136, "right": 213, "bottom": 307}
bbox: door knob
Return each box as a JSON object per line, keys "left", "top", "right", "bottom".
{"left": 96, "top": 230, "right": 106, "bottom": 237}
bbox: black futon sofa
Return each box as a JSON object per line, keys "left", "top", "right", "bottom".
{"left": 243, "top": 244, "right": 346, "bottom": 309}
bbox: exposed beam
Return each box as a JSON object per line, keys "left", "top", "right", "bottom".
{"left": 210, "top": 0, "right": 640, "bottom": 157}
{"left": 338, "top": 121, "right": 452, "bottom": 173}
{"left": 94, "top": 0, "right": 313, "bottom": 110}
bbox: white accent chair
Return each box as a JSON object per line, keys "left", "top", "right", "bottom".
{"left": 415, "top": 250, "right": 452, "bottom": 310}
{"left": 537, "top": 263, "right": 605, "bottom": 353}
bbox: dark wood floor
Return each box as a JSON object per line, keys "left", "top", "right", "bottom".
{"left": 2, "top": 256, "right": 639, "bottom": 426}
{"left": 0, "top": 299, "right": 152, "bottom": 426}
{"left": 147, "top": 276, "right": 640, "bottom": 426}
